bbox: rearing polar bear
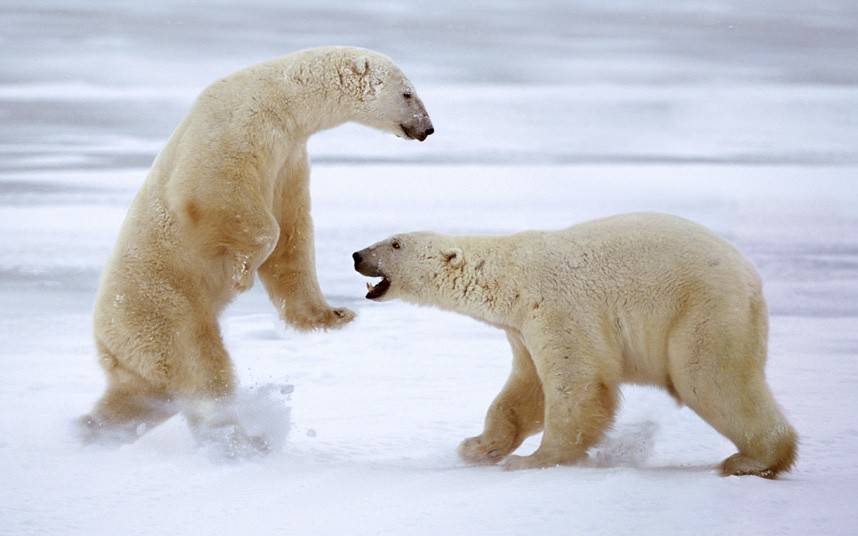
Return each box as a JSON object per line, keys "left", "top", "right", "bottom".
{"left": 354, "top": 213, "right": 797, "bottom": 477}
{"left": 83, "top": 47, "right": 433, "bottom": 449}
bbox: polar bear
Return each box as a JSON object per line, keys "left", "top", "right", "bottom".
{"left": 81, "top": 47, "right": 433, "bottom": 450}
{"left": 353, "top": 213, "right": 797, "bottom": 477}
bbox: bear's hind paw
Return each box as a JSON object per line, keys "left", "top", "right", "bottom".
{"left": 720, "top": 453, "right": 777, "bottom": 479}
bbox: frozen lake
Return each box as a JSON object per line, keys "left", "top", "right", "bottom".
{"left": 1, "top": 1, "right": 857, "bottom": 535}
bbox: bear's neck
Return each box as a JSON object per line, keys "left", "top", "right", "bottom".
{"left": 213, "top": 56, "right": 356, "bottom": 148}
{"left": 265, "top": 55, "right": 361, "bottom": 138}
{"left": 280, "top": 87, "right": 354, "bottom": 137}
{"left": 424, "top": 236, "right": 527, "bottom": 330}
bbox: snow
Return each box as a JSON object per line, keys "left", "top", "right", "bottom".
{"left": 2, "top": 1, "right": 858, "bottom": 535}
{"left": 3, "top": 166, "right": 857, "bottom": 535}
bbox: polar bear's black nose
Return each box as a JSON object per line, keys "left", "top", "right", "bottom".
{"left": 425, "top": 127, "right": 434, "bottom": 136}
{"left": 352, "top": 251, "right": 362, "bottom": 267}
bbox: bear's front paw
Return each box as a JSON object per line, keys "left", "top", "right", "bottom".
{"left": 501, "top": 453, "right": 562, "bottom": 471}
{"left": 285, "top": 306, "right": 356, "bottom": 331}
{"left": 458, "top": 435, "right": 513, "bottom": 465}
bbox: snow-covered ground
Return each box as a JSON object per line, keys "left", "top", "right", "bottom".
{"left": 2, "top": 1, "right": 858, "bottom": 535}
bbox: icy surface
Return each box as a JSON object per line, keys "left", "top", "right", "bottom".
{"left": 2, "top": 1, "right": 858, "bottom": 535}
{"left": 2, "top": 166, "right": 857, "bottom": 535}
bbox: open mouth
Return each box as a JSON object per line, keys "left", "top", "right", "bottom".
{"left": 365, "top": 277, "right": 391, "bottom": 300}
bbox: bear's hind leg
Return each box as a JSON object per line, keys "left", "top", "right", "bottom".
{"left": 78, "top": 350, "right": 176, "bottom": 444}
{"left": 459, "top": 330, "right": 544, "bottom": 465}
{"left": 173, "top": 319, "right": 269, "bottom": 459}
{"left": 669, "top": 319, "right": 797, "bottom": 478}
{"left": 676, "top": 372, "right": 797, "bottom": 478}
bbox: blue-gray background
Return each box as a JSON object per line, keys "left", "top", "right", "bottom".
{"left": 2, "top": 0, "right": 858, "bottom": 170}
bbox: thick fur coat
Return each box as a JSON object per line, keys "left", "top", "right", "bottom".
{"left": 354, "top": 213, "right": 797, "bottom": 477}
{"left": 83, "top": 47, "right": 433, "bottom": 450}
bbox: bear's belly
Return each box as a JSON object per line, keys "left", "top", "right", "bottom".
{"left": 615, "top": 313, "right": 671, "bottom": 387}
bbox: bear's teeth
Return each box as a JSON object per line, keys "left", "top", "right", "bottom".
{"left": 366, "top": 278, "right": 384, "bottom": 291}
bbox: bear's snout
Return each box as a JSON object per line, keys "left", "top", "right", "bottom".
{"left": 399, "top": 122, "right": 434, "bottom": 142}
{"left": 353, "top": 249, "right": 383, "bottom": 277}
{"left": 354, "top": 247, "right": 392, "bottom": 300}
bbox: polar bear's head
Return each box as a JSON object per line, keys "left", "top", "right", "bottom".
{"left": 337, "top": 49, "right": 434, "bottom": 142}
{"left": 353, "top": 232, "right": 464, "bottom": 302}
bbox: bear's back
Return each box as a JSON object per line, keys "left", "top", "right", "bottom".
{"left": 537, "top": 212, "right": 761, "bottom": 303}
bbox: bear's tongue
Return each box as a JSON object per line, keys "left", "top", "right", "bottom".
{"left": 365, "top": 277, "right": 390, "bottom": 300}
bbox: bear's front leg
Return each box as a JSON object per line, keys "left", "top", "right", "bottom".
{"left": 459, "top": 331, "right": 544, "bottom": 465}
{"left": 230, "top": 235, "right": 278, "bottom": 293}
{"left": 259, "top": 159, "right": 354, "bottom": 331}
{"left": 501, "top": 336, "right": 618, "bottom": 471}
{"left": 181, "top": 177, "right": 281, "bottom": 294}
{"left": 217, "top": 209, "right": 280, "bottom": 294}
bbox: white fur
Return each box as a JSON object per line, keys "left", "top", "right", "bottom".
{"left": 82, "top": 47, "right": 432, "bottom": 449}
{"left": 356, "top": 213, "right": 797, "bottom": 477}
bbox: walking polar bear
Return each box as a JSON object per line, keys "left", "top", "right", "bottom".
{"left": 82, "top": 47, "right": 433, "bottom": 451}
{"left": 353, "top": 213, "right": 797, "bottom": 477}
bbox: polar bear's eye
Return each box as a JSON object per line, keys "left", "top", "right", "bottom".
{"left": 402, "top": 92, "right": 412, "bottom": 100}
{"left": 391, "top": 240, "right": 401, "bottom": 249}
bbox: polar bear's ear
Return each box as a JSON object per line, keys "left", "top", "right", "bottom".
{"left": 441, "top": 247, "right": 465, "bottom": 268}
{"left": 350, "top": 56, "right": 371, "bottom": 75}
